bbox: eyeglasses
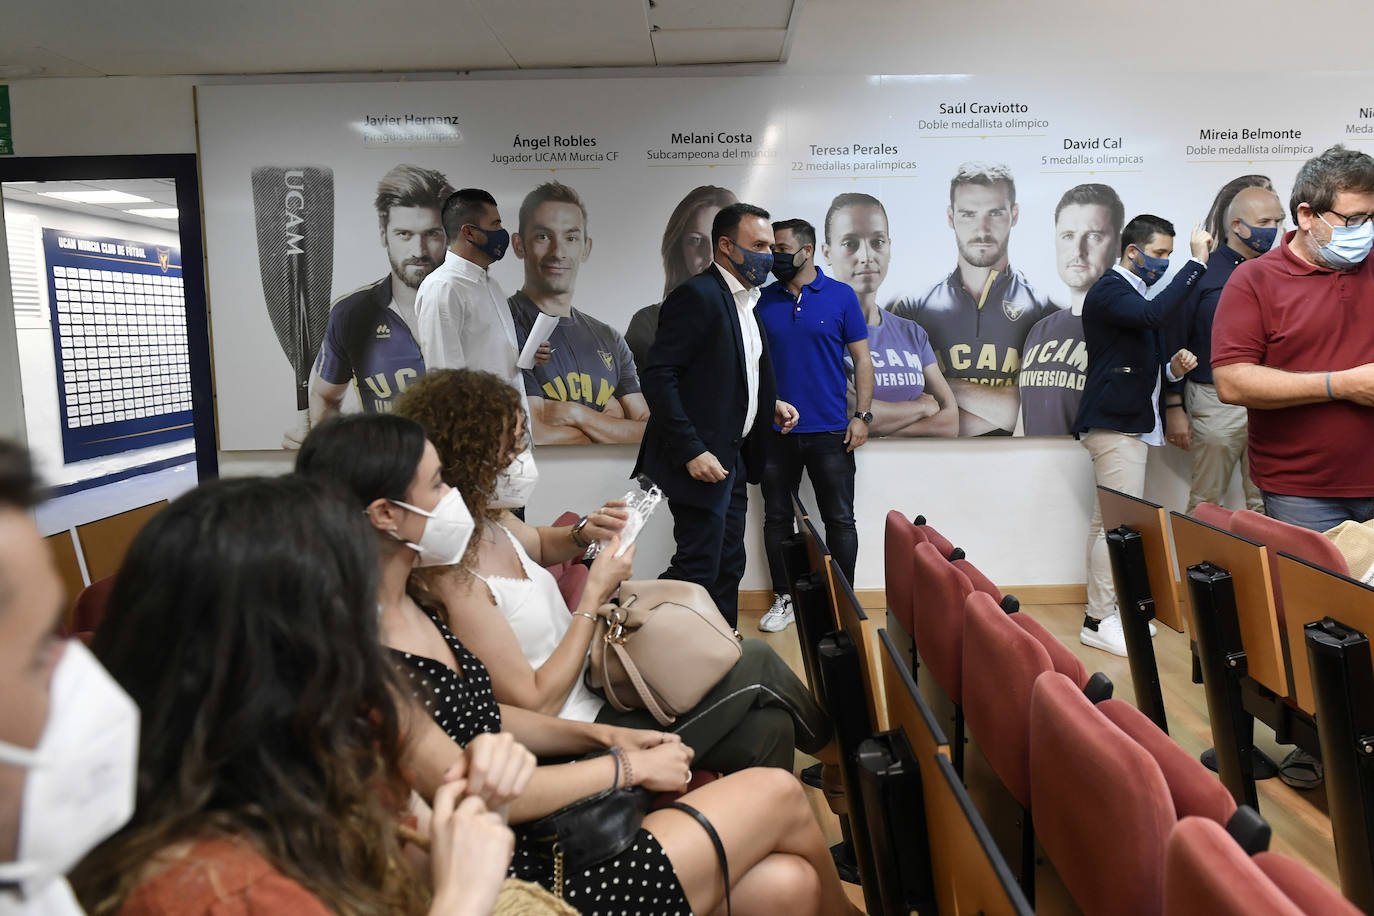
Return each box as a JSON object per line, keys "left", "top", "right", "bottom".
{"left": 1322, "top": 208, "right": 1374, "bottom": 228}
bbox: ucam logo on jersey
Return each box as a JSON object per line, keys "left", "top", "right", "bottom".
{"left": 1002, "top": 299, "right": 1026, "bottom": 321}
{"left": 375, "top": 323, "right": 391, "bottom": 339}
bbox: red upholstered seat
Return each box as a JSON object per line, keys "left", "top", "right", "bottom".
{"left": 1230, "top": 511, "right": 1348, "bottom": 576}
{"left": 911, "top": 541, "right": 973, "bottom": 703}
{"left": 962, "top": 591, "right": 1053, "bottom": 806}
{"left": 1010, "top": 612, "right": 1089, "bottom": 689}
{"left": 1164, "top": 817, "right": 1360, "bottom": 916}
{"left": 69, "top": 575, "right": 115, "bottom": 638}
{"left": 915, "top": 522, "right": 956, "bottom": 559}
{"left": 1230, "top": 509, "right": 1350, "bottom": 629}
{"left": 952, "top": 557, "right": 1004, "bottom": 605}
{"left": 1098, "top": 699, "right": 1236, "bottom": 826}
{"left": 1192, "top": 502, "right": 1236, "bottom": 531}
{"left": 884, "top": 510, "right": 923, "bottom": 635}
{"left": 546, "top": 511, "right": 590, "bottom": 611}
{"left": 1030, "top": 672, "right": 1176, "bottom": 916}
{"left": 1254, "top": 849, "right": 1362, "bottom": 914}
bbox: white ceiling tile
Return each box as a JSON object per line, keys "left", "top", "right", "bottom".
{"left": 651, "top": 28, "right": 786, "bottom": 65}
{"left": 473, "top": 0, "right": 655, "bottom": 68}
{"left": 0, "top": 46, "right": 105, "bottom": 79}
{"left": 0, "top": 1, "right": 518, "bottom": 77}
{"left": 649, "top": 0, "right": 794, "bottom": 31}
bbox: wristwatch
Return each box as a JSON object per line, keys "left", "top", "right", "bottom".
{"left": 854, "top": 410, "right": 873, "bottom": 424}
{"left": 570, "top": 516, "right": 592, "bottom": 549}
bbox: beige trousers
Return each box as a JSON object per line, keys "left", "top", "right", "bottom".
{"left": 1184, "top": 381, "right": 1264, "bottom": 513}
{"left": 1082, "top": 430, "right": 1150, "bottom": 620}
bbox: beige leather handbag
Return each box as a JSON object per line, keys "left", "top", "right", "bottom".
{"left": 587, "top": 579, "right": 742, "bottom": 726}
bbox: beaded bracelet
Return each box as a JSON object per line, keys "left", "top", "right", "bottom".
{"left": 612, "top": 747, "right": 629, "bottom": 791}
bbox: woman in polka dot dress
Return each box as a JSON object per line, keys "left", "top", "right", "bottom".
{"left": 298, "top": 414, "right": 862, "bottom": 916}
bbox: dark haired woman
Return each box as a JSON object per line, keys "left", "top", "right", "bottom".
{"left": 297, "top": 412, "right": 860, "bottom": 916}
{"left": 624, "top": 185, "right": 738, "bottom": 370}
{"left": 70, "top": 475, "right": 522, "bottom": 916}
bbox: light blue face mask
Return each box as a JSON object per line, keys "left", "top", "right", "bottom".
{"left": 1129, "top": 247, "right": 1170, "bottom": 287}
{"left": 1317, "top": 213, "right": 1374, "bottom": 268}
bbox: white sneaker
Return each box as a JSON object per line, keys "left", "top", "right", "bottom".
{"left": 759, "top": 594, "right": 795, "bottom": 633}
{"left": 1081, "top": 612, "right": 1129, "bottom": 657}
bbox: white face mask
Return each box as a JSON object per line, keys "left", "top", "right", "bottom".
{"left": 390, "top": 488, "right": 475, "bottom": 567}
{"left": 0, "top": 640, "right": 139, "bottom": 903}
{"left": 490, "top": 449, "right": 539, "bottom": 510}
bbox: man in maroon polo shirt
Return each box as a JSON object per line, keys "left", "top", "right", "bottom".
{"left": 1213, "top": 145, "right": 1374, "bottom": 531}
{"left": 1213, "top": 145, "right": 1374, "bottom": 790}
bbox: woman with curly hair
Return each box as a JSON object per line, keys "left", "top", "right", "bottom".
{"left": 296, "top": 413, "right": 861, "bottom": 916}
{"left": 393, "top": 368, "right": 836, "bottom": 778}
{"left": 69, "top": 475, "right": 524, "bottom": 916}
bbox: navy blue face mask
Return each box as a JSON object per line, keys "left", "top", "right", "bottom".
{"left": 1236, "top": 220, "right": 1278, "bottom": 255}
{"left": 1129, "top": 247, "right": 1170, "bottom": 287}
{"left": 771, "top": 248, "right": 807, "bottom": 283}
{"left": 464, "top": 224, "right": 509, "bottom": 262}
{"left": 728, "top": 239, "right": 775, "bottom": 288}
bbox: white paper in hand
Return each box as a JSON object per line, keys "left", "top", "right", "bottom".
{"left": 517, "top": 312, "right": 560, "bottom": 369}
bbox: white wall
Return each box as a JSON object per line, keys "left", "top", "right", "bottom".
{"left": 1, "top": 0, "right": 1299, "bottom": 586}
{"left": 3, "top": 198, "right": 193, "bottom": 487}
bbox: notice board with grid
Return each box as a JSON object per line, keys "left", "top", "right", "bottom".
{"left": 42, "top": 228, "right": 193, "bottom": 463}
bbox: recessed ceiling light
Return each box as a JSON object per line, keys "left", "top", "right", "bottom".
{"left": 39, "top": 190, "right": 153, "bottom": 204}
{"left": 124, "top": 208, "right": 179, "bottom": 219}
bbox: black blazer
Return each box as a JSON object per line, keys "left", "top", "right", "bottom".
{"left": 1072, "top": 263, "right": 1205, "bottom": 436}
{"left": 633, "top": 264, "right": 778, "bottom": 508}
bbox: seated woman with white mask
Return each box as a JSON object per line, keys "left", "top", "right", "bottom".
{"left": 295, "top": 415, "right": 862, "bottom": 916}
{"left": 392, "top": 369, "right": 835, "bottom": 776}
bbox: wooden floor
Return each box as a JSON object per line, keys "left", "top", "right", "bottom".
{"left": 739, "top": 597, "right": 1340, "bottom": 913}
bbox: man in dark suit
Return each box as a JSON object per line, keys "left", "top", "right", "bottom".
{"left": 634, "top": 202, "right": 800, "bottom": 629}
{"left": 1072, "top": 214, "right": 1211, "bottom": 655}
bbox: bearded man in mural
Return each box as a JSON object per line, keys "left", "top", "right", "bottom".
{"left": 306, "top": 163, "right": 452, "bottom": 427}
{"left": 509, "top": 181, "right": 649, "bottom": 445}
{"left": 891, "top": 161, "right": 1053, "bottom": 436}
{"left": 1017, "top": 183, "right": 1125, "bottom": 436}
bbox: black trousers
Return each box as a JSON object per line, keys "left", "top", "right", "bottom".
{"left": 660, "top": 454, "right": 748, "bottom": 628}
{"left": 595, "top": 638, "right": 832, "bottom": 771}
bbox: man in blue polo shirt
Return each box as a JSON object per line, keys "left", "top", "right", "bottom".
{"left": 756, "top": 218, "right": 873, "bottom": 632}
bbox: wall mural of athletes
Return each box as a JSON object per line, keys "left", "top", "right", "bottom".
{"left": 198, "top": 75, "right": 1344, "bottom": 448}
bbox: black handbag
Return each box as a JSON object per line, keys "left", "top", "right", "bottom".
{"left": 522, "top": 755, "right": 654, "bottom": 893}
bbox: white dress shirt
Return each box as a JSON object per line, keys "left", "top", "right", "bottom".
{"left": 414, "top": 250, "right": 531, "bottom": 440}
{"left": 715, "top": 262, "right": 763, "bottom": 436}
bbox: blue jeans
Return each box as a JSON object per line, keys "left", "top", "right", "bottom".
{"left": 761, "top": 430, "right": 857, "bottom": 594}
{"left": 1261, "top": 491, "right": 1374, "bottom": 533}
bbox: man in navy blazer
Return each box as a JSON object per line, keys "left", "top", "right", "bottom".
{"left": 634, "top": 202, "right": 799, "bottom": 629}
{"left": 1072, "top": 214, "right": 1210, "bottom": 656}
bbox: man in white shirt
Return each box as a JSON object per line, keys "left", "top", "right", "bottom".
{"left": 1072, "top": 214, "right": 1210, "bottom": 655}
{"left": 633, "top": 203, "right": 799, "bottom": 629}
{"left": 414, "top": 188, "right": 549, "bottom": 439}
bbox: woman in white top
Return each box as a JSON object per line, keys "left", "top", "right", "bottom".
{"left": 396, "top": 368, "right": 834, "bottom": 776}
